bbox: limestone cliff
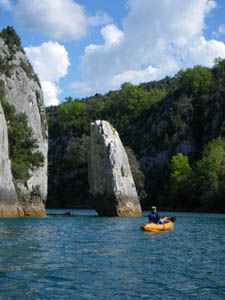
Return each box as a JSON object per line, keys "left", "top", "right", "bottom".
{"left": 88, "top": 120, "right": 142, "bottom": 216}
{"left": 0, "top": 27, "right": 47, "bottom": 217}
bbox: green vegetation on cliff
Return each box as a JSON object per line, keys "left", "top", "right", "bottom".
{"left": 1, "top": 99, "right": 44, "bottom": 184}
{"left": 47, "top": 59, "right": 225, "bottom": 212}
{"left": 0, "top": 26, "right": 24, "bottom": 59}
{"left": 0, "top": 26, "right": 39, "bottom": 83}
{"left": 169, "top": 137, "right": 225, "bottom": 211}
{"left": 0, "top": 26, "right": 45, "bottom": 189}
{"left": 0, "top": 27, "right": 45, "bottom": 189}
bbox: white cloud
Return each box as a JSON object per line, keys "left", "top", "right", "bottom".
{"left": 112, "top": 66, "right": 158, "bottom": 87}
{"left": 25, "top": 41, "right": 70, "bottom": 82}
{"left": 41, "top": 81, "right": 61, "bottom": 107}
{"left": 15, "top": 0, "right": 87, "bottom": 40}
{"left": 14, "top": 0, "right": 111, "bottom": 41}
{"left": 101, "top": 24, "right": 124, "bottom": 46}
{"left": 185, "top": 37, "right": 225, "bottom": 67}
{"left": 123, "top": 0, "right": 216, "bottom": 48}
{"left": 0, "top": 0, "right": 11, "bottom": 10}
{"left": 83, "top": 24, "right": 124, "bottom": 55}
{"left": 25, "top": 41, "right": 70, "bottom": 106}
{"left": 71, "top": 0, "right": 222, "bottom": 96}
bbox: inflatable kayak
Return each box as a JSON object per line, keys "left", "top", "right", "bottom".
{"left": 141, "top": 217, "right": 176, "bottom": 233}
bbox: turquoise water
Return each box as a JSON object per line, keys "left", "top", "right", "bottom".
{"left": 0, "top": 210, "right": 225, "bottom": 300}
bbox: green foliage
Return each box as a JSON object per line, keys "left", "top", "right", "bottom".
{"left": 0, "top": 80, "right": 5, "bottom": 100}
{"left": 47, "top": 81, "right": 167, "bottom": 142}
{"left": 176, "top": 65, "right": 212, "bottom": 95}
{"left": 213, "top": 57, "right": 225, "bottom": 70}
{"left": 192, "top": 137, "right": 225, "bottom": 205}
{"left": 170, "top": 153, "right": 192, "bottom": 194}
{"left": 61, "top": 135, "right": 89, "bottom": 171}
{"left": 20, "top": 59, "right": 40, "bottom": 83}
{"left": 169, "top": 137, "right": 225, "bottom": 210}
{"left": 0, "top": 26, "right": 24, "bottom": 57}
{"left": 1, "top": 100, "right": 44, "bottom": 183}
{"left": 0, "top": 27, "right": 37, "bottom": 81}
{"left": 212, "top": 57, "right": 225, "bottom": 90}
{"left": 31, "top": 185, "right": 41, "bottom": 197}
{"left": 58, "top": 100, "right": 86, "bottom": 124}
{"left": 0, "top": 27, "right": 39, "bottom": 81}
{"left": 0, "top": 57, "right": 13, "bottom": 76}
{"left": 198, "top": 136, "right": 225, "bottom": 172}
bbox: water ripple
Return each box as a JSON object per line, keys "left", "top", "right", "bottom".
{"left": 0, "top": 211, "right": 224, "bottom": 299}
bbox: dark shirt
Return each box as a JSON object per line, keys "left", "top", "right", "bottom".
{"left": 148, "top": 212, "right": 160, "bottom": 224}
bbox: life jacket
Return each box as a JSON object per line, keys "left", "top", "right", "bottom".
{"left": 149, "top": 213, "right": 159, "bottom": 224}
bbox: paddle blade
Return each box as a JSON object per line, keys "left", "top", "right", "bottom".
{"left": 170, "top": 217, "right": 176, "bottom": 223}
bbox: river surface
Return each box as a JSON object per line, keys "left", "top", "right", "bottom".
{"left": 0, "top": 210, "right": 224, "bottom": 300}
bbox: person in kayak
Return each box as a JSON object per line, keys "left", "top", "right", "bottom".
{"left": 148, "top": 206, "right": 168, "bottom": 224}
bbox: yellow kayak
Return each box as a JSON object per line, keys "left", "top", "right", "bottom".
{"left": 141, "top": 220, "right": 175, "bottom": 233}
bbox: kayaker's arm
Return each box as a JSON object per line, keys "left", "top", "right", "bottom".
{"left": 160, "top": 216, "right": 169, "bottom": 222}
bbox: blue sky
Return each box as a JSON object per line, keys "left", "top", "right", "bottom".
{"left": 1, "top": 0, "right": 225, "bottom": 106}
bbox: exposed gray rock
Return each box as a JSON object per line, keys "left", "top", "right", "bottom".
{"left": 211, "top": 112, "right": 222, "bottom": 130}
{"left": 88, "top": 120, "right": 142, "bottom": 217}
{"left": 175, "top": 140, "right": 193, "bottom": 155}
{"left": 139, "top": 150, "right": 169, "bottom": 171}
{"left": 152, "top": 120, "right": 168, "bottom": 136}
{"left": 0, "top": 35, "right": 47, "bottom": 217}
{"left": 0, "top": 101, "right": 24, "bottom": 216}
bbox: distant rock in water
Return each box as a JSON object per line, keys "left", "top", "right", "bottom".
{"left": 88, "top": 120, "right": 142, "bottom": 217}
{"left": 0, "top": 27, "right": 47, "bottom": 217}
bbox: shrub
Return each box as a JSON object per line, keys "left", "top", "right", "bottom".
{"left": 0, "top": 26, "right": 24, "bottom": 56}
{"left": 1, "top": 100, "right": 44, "bottom": 183}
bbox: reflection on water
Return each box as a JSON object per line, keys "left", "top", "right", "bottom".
{"left": 0, "top": 211, "right": 225, "bottom": 300}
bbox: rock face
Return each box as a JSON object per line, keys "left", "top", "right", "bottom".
{"left": 88, "top": 120, "right": 142, "bottom": 216}
{"left": 0, "top": 30, "right": 47, "bottom": 217}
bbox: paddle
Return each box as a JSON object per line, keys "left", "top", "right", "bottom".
{"left": 170, "top": 217, "right": 176, "bottom": 223}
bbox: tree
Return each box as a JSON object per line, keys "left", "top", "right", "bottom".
{"left": 62, "top": 135, "right": 89, "bottom": 171}
{"left": 213, "top": 58, "right": 225, "bottom": 82}
{"left": 193, "top": 137, "right": 225, "bottom": 206}
{"left": 2, "top": 100, "right": 44, "bottom": 183}
{"left": 0, "top": 26, "right": 23, "bottom": 56}
{"left": 170, "top": 153, "right": 192, "bottom": 194}
{"left": 176, "top": 66, "right": 212, "bottom": 95}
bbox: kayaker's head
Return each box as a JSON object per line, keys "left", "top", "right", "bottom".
{"left": 151, "top": 206, "right": 157, "bottom": 213}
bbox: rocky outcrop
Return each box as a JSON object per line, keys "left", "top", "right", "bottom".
{"left": 0, "top": 29, "right": 47, "bottom": 217}
{"left": 88, "top": 120, "right": 142, "bottom": 216}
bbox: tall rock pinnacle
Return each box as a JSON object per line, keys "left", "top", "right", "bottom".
{"left": 88, "top": 120, "right": 142, "bottom": 217}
